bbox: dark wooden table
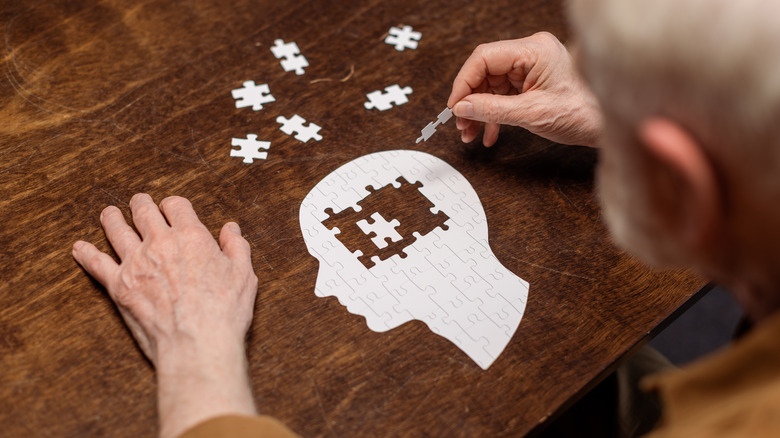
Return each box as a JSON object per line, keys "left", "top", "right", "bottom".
{"left": 0, "top": 0, "right": 706, "bottom": 436}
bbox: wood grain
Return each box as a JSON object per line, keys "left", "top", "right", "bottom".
{"left": 0, "top": 0, "right": 705, "bottom": 436}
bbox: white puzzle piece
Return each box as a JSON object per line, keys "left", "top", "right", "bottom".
{"left": 231, "top": 80, "right": 275, "bottom": 111}
{"left": 270, "top": 39, "right": 309, "bottom": 75}
{"left": 299, "top": 150, "right": 530, "bottom": 370}
{"left": 417, "top": 107, "right": 453, "bottom": 143}
{"left": 230, "top": 135, "right": 270, "bottom": 163}
{"left": 276, "top": 114, "right": 323, "bottom": 142}
{"left": 385, "top": 25, "right": 422, "bottom": 51}
{"left": 356, "top": 212, "right": 403, "bottom": 249}
{"left": 364, "top": 84, "right": 413, "bottom": 111}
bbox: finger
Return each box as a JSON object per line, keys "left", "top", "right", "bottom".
{"left": 219, "top": 222, "right": 253, "bottom": 272}
{"left": 462, "top": 121, "right": 482, "bottom": 143}
{"left": 447, "top": 39, "right": 532, "bottom": 108}
{"left": 72, "top": 240, "right": 119, "bottom": 288}
{"left": 483, "top": 123, "right": 500, "bottom": 147}
{"left": 458, "top": 117, "right": 481, "bottom": 134}
{"left": 487, "top": 75, "right": 513, "bottom": 95}
{"left": 457, "top": 117, "right": 479, "bottom": 134}
{"left": 453, "top": 93, "right": 529, "bottom": 127}
{"left": 159, "top": 196, "right": 206, "bottom": 230}
{"left": 100, "top": 206, "right": 141, "bottom": 260}
{"left": 129, "top": 193, "right": 169, "bottom": 238}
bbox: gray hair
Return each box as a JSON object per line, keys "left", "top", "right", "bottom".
{"left": 569, "top": 0, "right": 780, "bottom": 195}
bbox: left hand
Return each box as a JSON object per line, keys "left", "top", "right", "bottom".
{"left": 72, "top": 193, "right": 257, "bottom": 365}
{"left": 72, "top": 193, "right": 259, "bottom": 438}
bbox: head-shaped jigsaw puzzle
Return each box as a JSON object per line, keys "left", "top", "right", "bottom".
{"left": 299, "top": 150, "right": 529, "bottom": 369}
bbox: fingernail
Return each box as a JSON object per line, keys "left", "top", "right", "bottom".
{"left": 129, "top": 193, "right": 147, "bottom": 206}
{"left": 73, "top": 241, "right": 85, "bottom": 251}
{"left": 228, "top": 222, "right": 241, "bottom": 234}
{"left": 100, "top": 206, "right": 112, "bottom": 221}
{"left": 454, "top": 101, "right": 474, "bottom": 118}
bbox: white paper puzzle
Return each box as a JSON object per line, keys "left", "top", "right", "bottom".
{"left": 231, "top": 80, "right": 275, "bottom": 111}
{"left": 385, "top": 25, "right": 422, "bottom": 51}
{"left": 270, "top": 39, "right": 309, "bottom": 75}
{"left": 364, "top": 85, "right": 413, "bottom": 111}
{"left": 231, "top": 135, "right": 270, "bottom": 163}
{"left": 276, "top": 114, "right": 323, "bottom": 142}
{"left": 299, "top": 150, "right": 530, "bottom": 369}
{"left": 417, "top": 107, "right": 453, "bottom": 143}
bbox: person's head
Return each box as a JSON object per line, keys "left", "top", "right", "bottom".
{"left": 568, "top": 0, "right": 780, "bottom": 319}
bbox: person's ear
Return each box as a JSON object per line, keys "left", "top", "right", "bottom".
{"left": 637, "top": 118, "right": 721, "bottom": 254}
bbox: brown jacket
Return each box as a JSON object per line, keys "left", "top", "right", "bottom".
{"left": 643, "top": 310, "right": 780, "bottom": 437}
{"left": 179, "top": 415, "right": 299, "bottom": 438}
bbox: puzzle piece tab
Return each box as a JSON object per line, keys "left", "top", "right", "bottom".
{"left": 276, "top": 114, "right": 323, "bottom": 142}
{"left": 364, "top": 84, "right": 413, "bottom": 111}
{"left": 270, "top": 39, "right": 308, "bottom": 75}
{"left": 356, "top": 212, "right": 403, "bottom": 249}
{"left": 231, "top": 80, "right": 275, "bottom": 111}
{"left": 230, "top": 134, "right": 270, "bottom": 163}
{"left": 416, "top": 107, "right": 453, "bottom": 143}
{"left": 385, "top": 25, "right": 422, "bottom": 51}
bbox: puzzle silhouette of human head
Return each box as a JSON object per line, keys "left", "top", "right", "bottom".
{"left": 300, "top": 150, "right": 529, "bottom": 369}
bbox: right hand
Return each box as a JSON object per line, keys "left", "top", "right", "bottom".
{"left": 447, "top": 32, "right": 603, "bottom": 147}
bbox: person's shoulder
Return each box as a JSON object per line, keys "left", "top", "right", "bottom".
{"left": 643, "top": 310, "right": 780, "bottom": 438}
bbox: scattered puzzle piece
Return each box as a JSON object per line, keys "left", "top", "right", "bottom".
{"left": 364, "top": 84, "right": 413, "bottom": 111}
{"left": 385, "top": 25, "right": 422, "bottom": 51}
{"left": 276, "top": 114, "right": 323, "bottom": 142}
{"left": 270, "top": 38, "right": 299, "bottom": 60}
{"left": 270, "top": 39, "right": 308, "bottom": 75}
{"left": 231, "top": 80, "right": 275, "bottom": 111}
{"left": 230, "top": 135, "right": 270, "bottom": 163}
{"left": 416, "top": 107, "right": 453, "bottom": 143}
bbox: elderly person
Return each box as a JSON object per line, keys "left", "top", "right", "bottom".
{"left": 73, "top": 0, "right": 780, "bottom": 436}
